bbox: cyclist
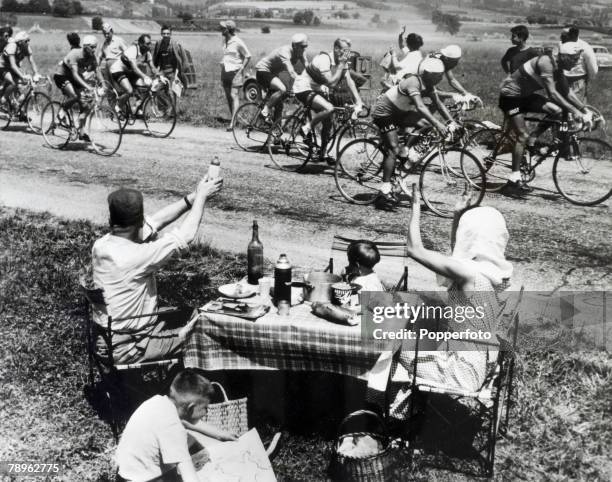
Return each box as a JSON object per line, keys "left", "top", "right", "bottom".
{"left": 371, "top": 57, "right": 458, "bottom": 210}
{"left": 53, "top": 35, "right": 105, "bottom": 141}
{"left": 255, "top": 33, "right": 308, "bottom": 121}
{"left": 98, "top": 23, "right": 128, "bottom": 88}
{"left": 0, "top": 31, "right": 41, "bottom": 110}
{"left": 427, "top": 45, "right": 481, "bottom": 107}
{"left": 498, "top": 41, "right": 593, "bottom": 194}
{"left": 292, "top": 37, "right": 364, "bottom": 164}
{"left": 109, "top": 34, "right": 158, "bottom": 115}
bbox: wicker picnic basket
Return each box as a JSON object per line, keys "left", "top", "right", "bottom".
{"left": 203, "top": 382, "right": 248, "bottom": 436}
{"left": 328, "top": 410, "right": 399, "bottom": 482}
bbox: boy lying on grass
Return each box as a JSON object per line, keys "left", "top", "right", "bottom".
{"left": 116, "top": 369, "right": 237, "bottom": 482}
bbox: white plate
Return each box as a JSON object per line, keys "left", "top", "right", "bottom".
{"left": 218, "top": 283, "right": 257, "bottom": 299}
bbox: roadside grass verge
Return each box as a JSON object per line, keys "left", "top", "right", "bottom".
{"left": 0, "top": 207, "right": 610, "bottom": 480}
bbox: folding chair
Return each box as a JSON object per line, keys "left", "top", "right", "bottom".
{"left": 80, "top": 280, "right": 190, "bottom": 440}
{"left": 407, "top": 286, "right": 524, "bottom": 477}
{"left": 325, "top": 235, "right": 409, "bottom": 293}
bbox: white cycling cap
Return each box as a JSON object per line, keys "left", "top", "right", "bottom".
{"left": 291, "top": 33, "right": 308, "bottom": 46}
{"left": 102, "top": 22, "right": 113, "bottom": 33}
{"left": 440, "top": 44, "right": 462, "bottom": 59}
{"left": 14, "top": 31, "right": 29, "bottom": 42}
{"left": 559, "top": 41, "right": 582, "bottom": 55}
{"left": 419, "top": 57, "right": 445, "bottom": 74}
{"left": 83, "top": 35, "right": 98, "bottom": 47}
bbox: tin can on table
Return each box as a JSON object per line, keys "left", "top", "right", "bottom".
{"left": 277, "top": 300, "right": 291, "bottom": 316}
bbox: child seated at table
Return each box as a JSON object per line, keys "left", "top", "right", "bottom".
{"left": 115, "top": 369, "right": 237, "bottom": 482}
{"left": 345, "top": 240, "right": 385, "bottom": 292}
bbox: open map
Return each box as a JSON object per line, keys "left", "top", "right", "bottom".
{"left": 196, "top": 429, "right": 276, "bottom": 482}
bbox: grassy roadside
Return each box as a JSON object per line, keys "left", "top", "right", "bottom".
{"left": 0, "top": 207, "right": 610, "bottom": 481}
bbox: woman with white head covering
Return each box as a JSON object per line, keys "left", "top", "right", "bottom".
{"left": 366, "top": 188, "right": 514, "bottom": 417}
{"left": 399, "top": 185, "right": 513, "bottom": 393}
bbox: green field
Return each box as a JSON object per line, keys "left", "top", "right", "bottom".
{"left": 26, "top": 25, "right": 612, "bottom": 129}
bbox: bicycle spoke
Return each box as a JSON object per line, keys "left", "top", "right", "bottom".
{"left": 26, "top": 92, "right": 51, "bottom": 134}
{"left": 232, "top": 102, "right": 269, "bottom": 151}
{"left": 335, "top": 138, "right": 383, "bottom": 204}
{"left": 553, "top": 137, "right": 612, "bottom": 206}
{"left": 88, "top": 106, "right": 122, "bottom": 156}
{"left": 41, "top": 102, "right": 72, "bottom": 149}
{"left": 267, "top": 113, "right": 311, "bottom": 172}
{"left": 420, "top": 148, "right": 486, "bottom": 217}
{"left": 143, "top": 92, "right": 176, "bottom": 138}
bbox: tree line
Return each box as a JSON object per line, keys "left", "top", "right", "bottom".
{"left": 0, "top": 0, "right": 84, "bottom": 17}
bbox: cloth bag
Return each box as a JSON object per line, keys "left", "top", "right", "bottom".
{"left": 172, "top": 70, "right": 184, "bottom": 98}
{"left": 379, "top": 51, "right": 395, "bottom": 74}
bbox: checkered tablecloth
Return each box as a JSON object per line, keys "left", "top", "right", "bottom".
{"left": 183, "top": 303, "right": 383, "bottom": 379}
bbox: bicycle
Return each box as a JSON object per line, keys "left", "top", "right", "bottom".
{"left": 267, "top": 101, "right": 377, "bottom": 172}
{"left": 110, "top": 76, "right": 177, "bottom": 138}
{"left": 0, "top": 76, "right": 51, "bottom": 133}
{"left": 465, "top": 113, "right": 611, "bottom": 206}
{"left": 335, "top": 126, "right": 486, "bottom": 217}
{"left": 231, "top": 90, "right": 299, "bottom": 152}
{"left": 40, "top": 86, "right": 122, "bottom": 156}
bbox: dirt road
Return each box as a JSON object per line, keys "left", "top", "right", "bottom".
{"left": 1, "top": 122, "right": 610, "bottom": 291}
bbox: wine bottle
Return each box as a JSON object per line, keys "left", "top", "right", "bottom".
{"left": 247, "top": 220, "right": 264, "bottom": 285}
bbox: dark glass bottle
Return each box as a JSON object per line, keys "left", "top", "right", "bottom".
{"left": 247, "top": 220, "right": 264, "bottom": 285}
{"left": 274, "top": 254, "right": 292, "bottom": 303}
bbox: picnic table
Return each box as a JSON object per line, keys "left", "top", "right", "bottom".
{"left": 183, "top": 301, "right": 384, "bottom": 380}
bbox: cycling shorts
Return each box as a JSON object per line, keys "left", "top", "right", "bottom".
{"left": 372, "top": 111, "right": 425, "bottom": 134}
{"left": 53, "top": 73, "right": 75, "bottom": 91}
{"left": 295, "top": 90, "right": 319, "bottom": 109}
{"left": 112, "top": 70, "right": 139, "bottom": 85}
{"left": 255, "top": 70, "right": 276, "bottom": 90}
{"left": 0, "top": 68, "right": 15, "bottom": 83}
{"left": 498, "top": 94, "right": 549, "bottom": 116}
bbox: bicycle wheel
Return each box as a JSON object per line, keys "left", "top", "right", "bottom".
{"left": 87, "top": 105, "right": 123, "bottom": 156}
{"left": 334, "top": 120, "right": 379, "bottom": 159}
{"left": 419, "top": 147, "right": 486, "bottom": 218}
{"left": 25, "top": 92, "right": 51, "bottom": 134}
{"left": 552, "top": 137, "right": 612, "bottom": 206}
{"left": 232, "top": 102, "right": 270, "bottom": 151}
{"left": 335, "top": 138, "right": 384, "bottom": 204}
{"left": 41, "top": 101, "right": 72, "bottom": 149}
{"left": 0, "top": 95, "right": 13, "bottom": 129}
{"left": 465, "top": 127, "right": 511, "bottom": 192}
{"left": 267, "top": 112, "right": 311, "bottom": 172}
{"left": 143, "top": 92, "right": 176, "bottom": 137}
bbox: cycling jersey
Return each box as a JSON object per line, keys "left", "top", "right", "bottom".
{"left": 372, "top": 75, "right": 430, "bottom": 132}
{"left": 293, "top": 51, "right": 337, "bottom": 93}
{"left": 0, "top": 40, "right": 33, "bottom": 70}
{"left": 373, "top": 75, "right": 429, "bottom": 117}
{"left": 109, "top": 44, "right": 152, "bottom": 74}
{"left": 255, "top": 45, "right": 304, "bottom": 75}
{"left": 56, "top": 48, "right": 98, "bottom": 78}
{"left": 500, "top": 55, "right": 555, "bottom": 98}
{"left": 100, "top": 36, "right": 128, "bottom": 62}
